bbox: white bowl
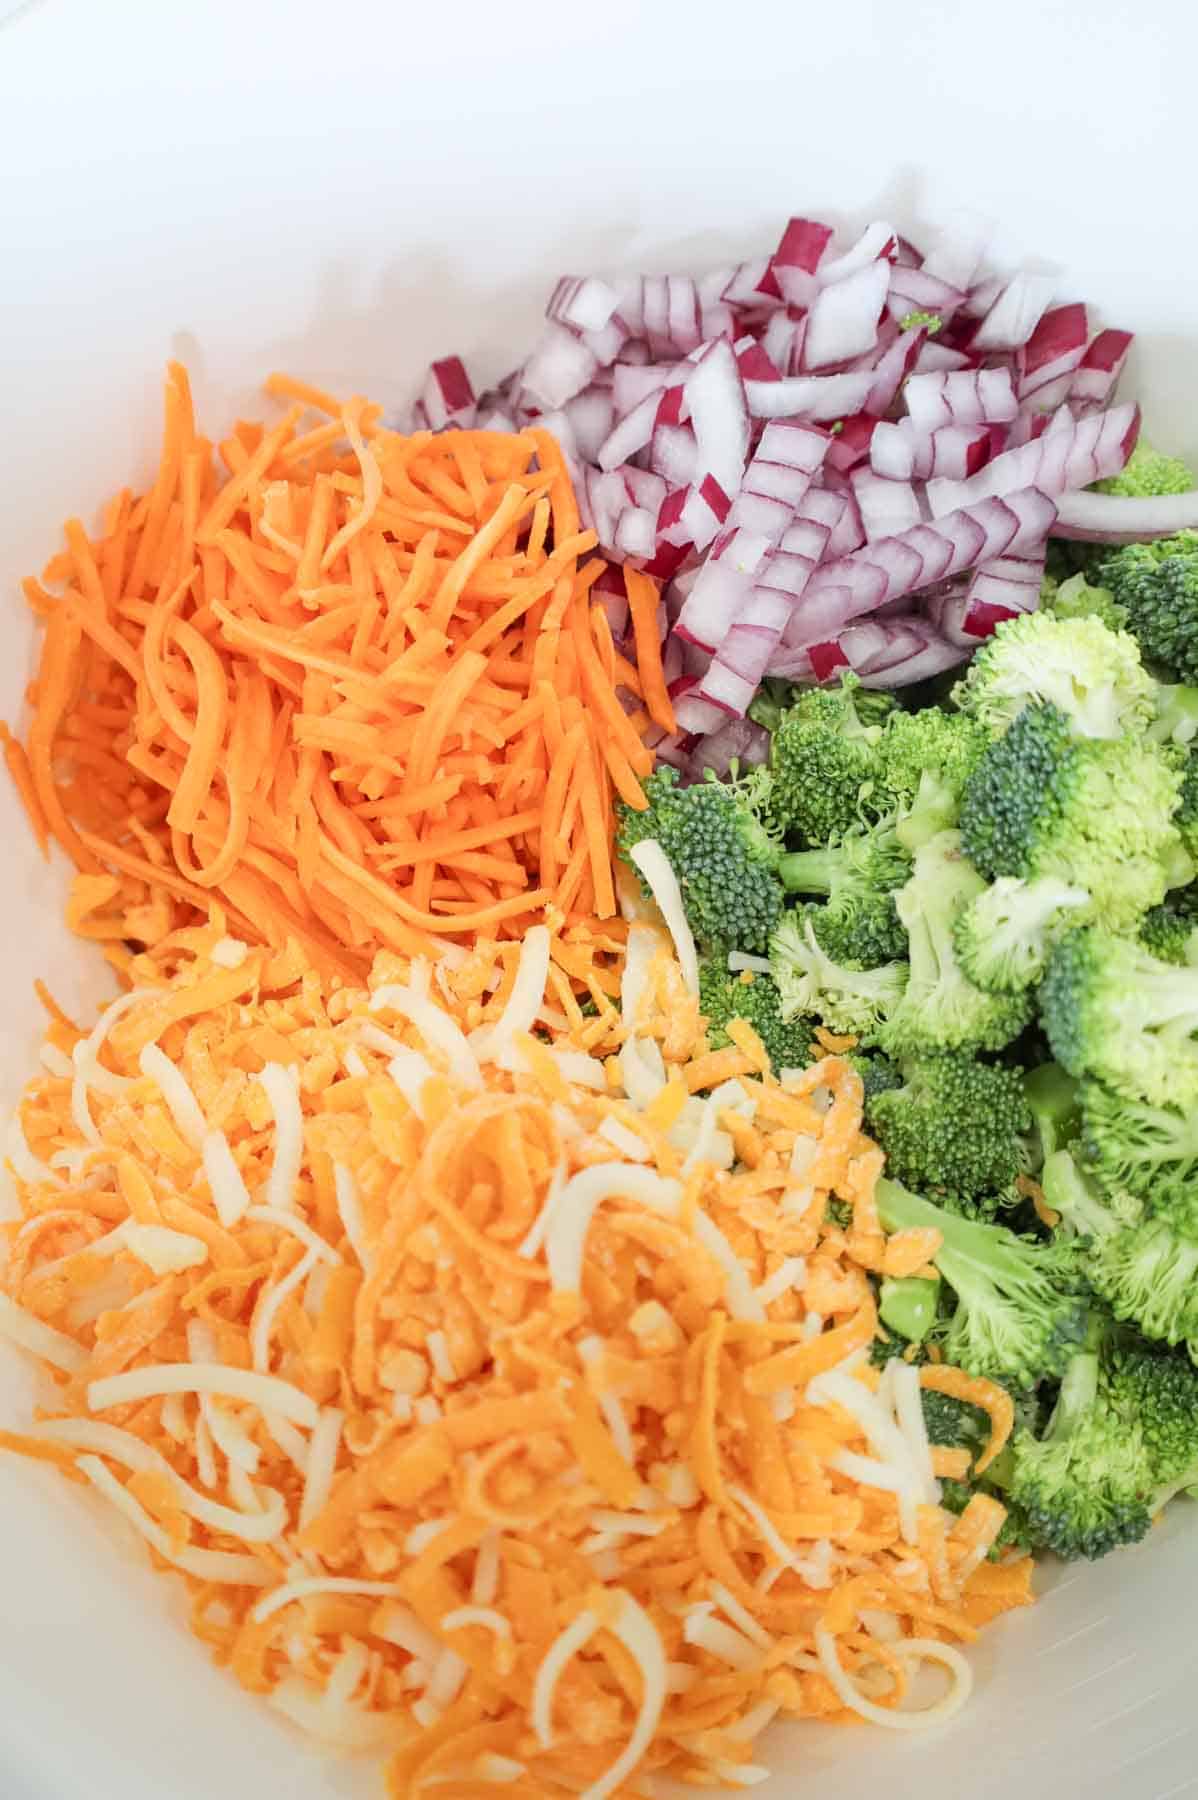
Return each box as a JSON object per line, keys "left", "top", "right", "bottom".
{"left": 2, "top": 4, "right": 1196, "bottom": 1797}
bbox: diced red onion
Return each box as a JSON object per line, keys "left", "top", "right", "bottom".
{"left": 806, "top": 640, "right": 851, "bottom": 680}
{"left": 689, "top": 716, "right": 771, "bottom": 778}
{"left": 771, "top": 217, "right": 834, "bottom": 307}
{"left": 657, "top": 477, "right": 731, "bottom": 555}
{"left": 971, "top": 272, "right": 1057, "bottom": 352}
{"left": 421, "top": 356, "right": 477, "bottom": 430}
{"left": 649, "top": 420, "right": 699, "bottom": 487}
{"left": 851, "top": 468, "right": 923, "bottom": 539}
{"left": 803, "top": 259, "right": 891, "bottom": 369}
{"left": 564, "top": 389, "right": 616, "bottom": 461}
{"left": 685, "top": 337, "right": 751, "bottom": 501}
{"left": 596, "top": 390, "right": 662, "bottom": 471}
{"left": 920, "top": 212, "right": 991, "bottom": 294}
{"left": 522, "top": 323, "right": 599, "bottom": 408}
{"left": 548, "top": 276, "right": 622, "bottom": 335}
{"left": 929, "top": 401, "right": 1138, "bottom": 511}
{"left": 826, "top": 414, "right": 880, "bottom": 474}
{"left": 612, "top": 361, "right": 684, "bottom": 415}
{"left": 673, "top": 527, "right": 772, "bottom": 649}
{"left": 816, "top": 221, "right": 897, "bottom": 287}
{"left": 761, "top": 308, "right": 807, "bottom": 377}
{"left": 721, "top": 260, "right": 785, "bottom": 312}
{"left": 735, "top": 339, "right": 781, "bottom": 382}
{"left": 864, "top": 326, "right": 929, "bottom": 414}
{"left": 886, "top": 266, "right": 967, "bottom": 320}
{"left": 1069, "top": 329, "right": 1134, "bottom": 407}
{"left": 612, "top": 507, "right": 658, "bottom": 560}
{"left": 904, "top": 367, "right": 1018, "bottom": 431}
{"left": 912, "top": 340, "right": 974, "bottom": 375}
{"left": 1018, "top": 303, "right": 1088, "bottom": 399}
{"left": 670, "top": 677, "right": 729, "bottom": 735}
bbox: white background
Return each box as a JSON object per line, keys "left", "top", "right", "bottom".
{"left": 1, "top": 2, "right": 1196, "bottom": 1796}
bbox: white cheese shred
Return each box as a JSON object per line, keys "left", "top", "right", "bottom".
{"left": 627, "top": 841, "right": 699, "bottom": 995}
{"left": 259, "top": 1062, "right": 304, "bottom": 1212}
{"left": 814, "top": 1627, "right": 974, "bottom": 1730}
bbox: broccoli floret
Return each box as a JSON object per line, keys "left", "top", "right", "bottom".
{"left": 959, "top": 703, "right": 1181, "bottom": 929}
{"left": 954, "top": 875, "right": 1091, "bottom": 994}
{"left": 876, "top": 1178, "right": 1089, "bottom": 1387}
{"left": 1138, "top": 899, "right": 1198, "bottom": 965}
{"left": 1080, "top": 1080, "right": 1198, "bottom": 1237}
{"left": 778, "top": 817, "right": 910, "bottom": 967}
{"left": 1089, "top": 1215, "right": 1198, "bottom": 1348}
{"left": 864, "top": 1052, "right": 1030, "bottom": 1203}
{"left": 698, "top": 960, "right": 814, "bottom": 1074}
{"left": 1095, "top": 440, "right": 1195, "bottom": 498}
{"left": 1041, "top": 927, "right": 1198, "bottom": 1109}
{"left": 898, "top": 309, "right": 943, "bottom": 334}
{"left": 1096, "top": 533, "right": 1198, "bottom": 684}
{"left": 616, "top": 764, "right": 785, "bottom": 954}
{"left": 877, "top": 707, "right": 990, "bottom": 852}
{"left": 951, "top": 611, "right": 1156, "bottom": 741}
{"left": 1041, "top": 569, "right": 1130, "bottom": 634}
{"left": 769, "top": 911, "right": 907, "bottom": 1046}
{"left": 1115, "top": 1336, "right": 1198, "bottom": 1505}
{"left": 880, "top": 830, "right": 1031, "bottom": 1057}
{"left": 1006, "top": 1311, "right": 1155, "bottom": 1560}
{"left": 849, "top": 1050, "right": 902, "bottom": 1104}
{"left": 878, "top": 1274, "right": 942, "bottom": 1343}
{"left": 1040, "top": 1146, "right": 1137, "bottom": 1241}
{"left": 1175, "top": 754, "right": 1198, "bottom": 865}
{"left": 767, "top": 674, "right": 895, "bottom": 844}
{"left": 1022, "top": 1063, "right": 1082, "bottom": 1172}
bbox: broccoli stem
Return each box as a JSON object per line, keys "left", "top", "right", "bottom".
{"left": 777, "top": 847, "right": 846, "bottom": 895}
{"left": 1043, "top": 1315, "right": 1103, "bottom": 1441}
{"left": 1041, "top": 1151, "right": 1119, "bottom": 1239}
{"left": 879, "top": 1274, "right": 941, "bottom": 1342}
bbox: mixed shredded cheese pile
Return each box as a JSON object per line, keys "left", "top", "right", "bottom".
{"left": 0, "top": 914, "right": 1032, "bottom": 1797}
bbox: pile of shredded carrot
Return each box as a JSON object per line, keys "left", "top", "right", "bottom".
{"left": 0, "top": 917, "right": 1032, "bottom": 1797}
{"left": 2, "top": 365, "right": 677, "bottom": 985}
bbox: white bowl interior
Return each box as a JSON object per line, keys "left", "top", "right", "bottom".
{"left": 2, "top": 4, "right": 1196, "bottom": 1797}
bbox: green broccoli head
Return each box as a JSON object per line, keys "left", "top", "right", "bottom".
{"left": 1094, "top": 440, "right": 1195, "bottom": 499}
{"left": 1096, "top": 534, "right": 1198, "bottom": 684}
{"left": 769, "top": 909, "right": 907, "bottom": 1045}
{"left": 1006, "top": 1312, "right": 1155, "bottom": 1560}
{"left": 767, "top": 674, "right": 895, "bottom": 845}
{"left": 1138, "top": 898, "right": 1198, "bottom": 965}
{"left": 777, "top": 816, "right": 910, "bottom": 967}
{"left": 698, "top": 960, "right": 814, "bottom": 1074}
{"left": 1113, "top": 1336, "right": 1198, "bottom": 1504}
{"left": 864, "top": 1051, "right": 1031, "bottom": 1203}
{"left": 959, "top": 703, "right": 1181, "bottom": 929}
{"left": 1175, "top": 753, "right": 1198, "bottom": 865}
{"left": 1047, "top": 1156, "right": 1198, "bottom": 1349}
{"left": 616, "top": 764, "right": 785, "bottom": 955}
{"left": 1040, "top": 927, "right": 1198, "bottom": 1110}
{"left": 747, "top": 677, "right": 797, "bottom": 736}
{"left": 951, "top": 611, "right": 1156, "bottom": 741}
{"left": 1040, "top": 569, "right": 1130, "bottom": 634}
{"left": 1081, "top": 1079, "right": 1198, "bottom": 1238}
{"left": 880, "top": 830, "right": 1031, "bottom": 1058}
{"left": 877, "top": 707, "right": 990, "bottom": 852}
{"left": 954, "top": 875, "right": 1091, "bottom": 995}
{"left": 876, "top": 1177, "right": 1090, "bottom": 1388}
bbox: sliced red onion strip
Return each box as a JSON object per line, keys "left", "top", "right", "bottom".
{"left": 745, "top": 371, "right": 874, "bottom": 421}
{"left": 804, "top": 258, "right": 891, "bottom": 369}
{"left": 1051, "top": 487, "right": 1198, "bottom": 542}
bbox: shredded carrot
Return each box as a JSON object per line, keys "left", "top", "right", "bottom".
{"left": 3, "top": 368, "right": 644, "bottom": 972}
{"left": 0, "top": 928, "right": 1022, "bottom": 1793}
{"left": 919, "top": 1364, "right": 1016, "bottom": 1476}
